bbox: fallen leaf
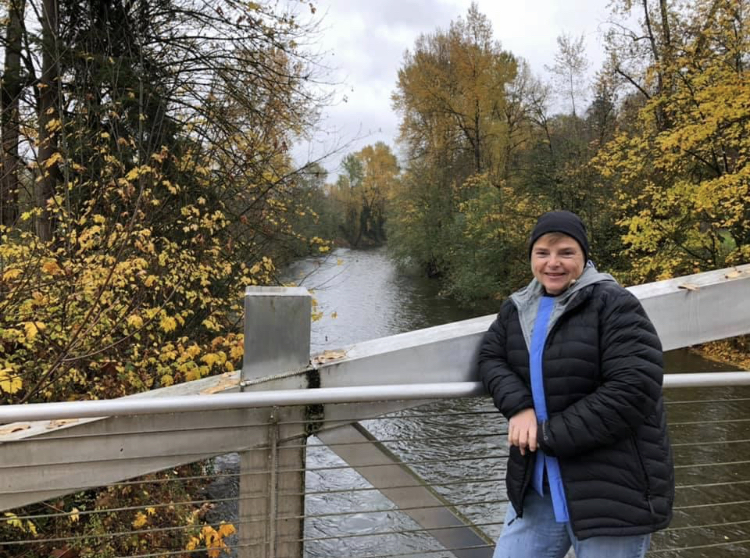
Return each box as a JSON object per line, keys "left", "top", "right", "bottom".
{"left": 200, "top": 373, "right": 240, "bottom": 394}
{"left": 678, "top": 283, "right": 699, "bottom": 291}
{"left": 725, "top": 268, "right": 746, "bottom": 279}
{"left": 312, "top": 349, "right": 347, "bottom": 365}
{"left": 0, "top": 424, "right": 30, "bottom": 435}
{"left": 46, "top": 419, "right": 79, "bottom": 429}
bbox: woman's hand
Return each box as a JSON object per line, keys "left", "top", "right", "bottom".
{"left": 508, "top": 408, "right": 538, "bottom": 456}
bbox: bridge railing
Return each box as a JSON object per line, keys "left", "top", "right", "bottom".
{"left": 1, "top": 264, "right": 750, "bottom": 557}
{"left": 3, "top": 377, "right": 750, "bottom": 557}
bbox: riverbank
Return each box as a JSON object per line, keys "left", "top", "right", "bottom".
{"left": 696, "top": 336, "right": 750, "bottom": 371}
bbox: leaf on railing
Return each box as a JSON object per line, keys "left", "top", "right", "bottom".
{"left": 725, "top": 268, "right": 746, "bottom": 280}
{"left": 678, "top": 283, "right": 699, "bottom": 291}
{"left": 200, "top": 371, "right": 240, "bottom": 394}
{"left": 312, "top": 349, "right": 347, "bottom": 365}
{"left": 46, "top": 419, "right": 79, "bottom": 429}
{"left": 0, "top": 423, "right": 30, "bottom": 435}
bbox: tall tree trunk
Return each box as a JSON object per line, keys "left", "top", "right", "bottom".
{"left": 1, "top": 0, "right": 25, "bottom": 229}
{"left": 641, "top": 0, "right": 668, "bottom": 130}
{"left": 36, "top": 0, "right": 60, "bottom": 241}
{"left": 473, "top": 98, "right": 482, "bottom": 173}
{"left": 658, "top": 0, "right": 672, "bottom": 52}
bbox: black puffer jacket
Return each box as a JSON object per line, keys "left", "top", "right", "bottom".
{"left": 478, "top": 278, "right": 674, "bottom": 539}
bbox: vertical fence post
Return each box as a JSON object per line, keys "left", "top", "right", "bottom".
{"left": 238, "top": 287, "right": 311, "bottom": 558}
{"left": 272, "top": 407, "right": 307, "bottom": 558}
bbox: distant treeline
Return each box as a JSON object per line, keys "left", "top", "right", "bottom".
{"left": 314, "top": 1, "right": 750, "bottom": 306}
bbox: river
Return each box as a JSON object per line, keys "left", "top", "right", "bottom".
{"left": 214, "top": 247, "right": 750, "bottom": 557}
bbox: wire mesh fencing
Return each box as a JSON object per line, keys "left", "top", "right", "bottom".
{"left": 2, "top": 385, "right": 750, "bottom": 557}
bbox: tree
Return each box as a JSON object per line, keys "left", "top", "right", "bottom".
{"left": 0, "top": 0, "right": 24, "bottom": 228}
{"left": 329, "top": 142, "right": 399, "bottom": 247}
{"left": 333, "top": 153, "right": 365, "bottom": 246}
{"left": 392, "top": 2, "right": 517, "bottom": 179}
{"left": 597, "top": 0, "right": 750, "bottom": 281}
{"left": 604, "top": 0, "right": 681, "bottom": 129}
{"left": 35, "top": 0, "right": 60, "bottom": 241}
{"left": 0, "top": 0, "right": 329, "bottom": 403}
{"left": 390, "top": 3, "right": 517, "bottom": 280}
{"left": 0, "top": 0, "right": 331, "bottom": 551}
{"left": 356, "top": 142, "right": 399, "bottom": 243}
{"left": 546, "top": 33, "right": 589, "bottom": 118}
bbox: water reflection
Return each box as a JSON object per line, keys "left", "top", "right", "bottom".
{"left": 284, "top": 247, "right": 479, "bottom": 353}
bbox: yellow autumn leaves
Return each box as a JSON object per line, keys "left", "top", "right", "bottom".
{"left": 186, "top": 523, "right": 236, "bottom": 557}
{"left": 131, "top": 507, "right": 156, "bottom": 528}
{"left": 160, "top": 315, "right": 177, "bottom": 333}
{"left": 3, "top": 512, "right": 37, "bottom": 535}
{"left": 0, "top": 0, "right": 325, "bottom": 553}
{"left": 0, "top": 204, "right": 254, "bottom": 401}
{"left": 0, "top": 322, "right": 46, "bottom": 394}
{"left": 129, "top": 507, "right": 237, "bottom": 558}
{"left": 24, "top": 322, "right": 45, "bottom": 341}
{"left": 597, "top": 2, "right": 750, "bottom": 282}
{"left": 326, "top": 143, "right": 397, "bottom": 247}
{"left": 0, "top": 369, "right": 22, "bottom": 394}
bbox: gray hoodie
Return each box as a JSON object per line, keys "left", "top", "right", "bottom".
{"left": 510, "top": 262, "right": 617, "bottom": 351}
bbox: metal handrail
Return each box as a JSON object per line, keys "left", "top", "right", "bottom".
{"left": 1, "top": 371, "right": 749, "bottom": 424}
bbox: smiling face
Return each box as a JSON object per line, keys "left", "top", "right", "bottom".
{"left": 530, "top": 233, "right": 586, "bottom": 295}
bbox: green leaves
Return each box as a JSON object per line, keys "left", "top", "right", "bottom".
{"left": 598, "top": 0, "right": 750, "bottom": 282}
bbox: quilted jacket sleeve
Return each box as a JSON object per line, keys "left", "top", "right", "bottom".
{"left": 538, "top": 286, "right": 664, "bottom": 458}
{"left": 478, "top": 301, "right": 534, "bottom": 420}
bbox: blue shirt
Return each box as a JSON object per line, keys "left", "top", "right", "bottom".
{"left": 530, "top": 296, "right": 570, "bottom": 523}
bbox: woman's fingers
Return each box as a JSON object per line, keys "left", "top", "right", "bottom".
{"left": 509, "top": 424, "right": 520, "bottom": 450}
{"left": 508, "top": 409, "right": 538, "bottom": 455}
{"left": 528, "top": 421, "right": 538, "bottom": 452}
{"left": 518, "top": 423, "right": 528, "bottom": 450}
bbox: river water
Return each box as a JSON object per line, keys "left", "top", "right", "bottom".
{"left": 215, "top": 247, "right": 750, "bottom": 557}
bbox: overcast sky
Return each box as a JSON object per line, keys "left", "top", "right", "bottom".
{"left": 294, "top": 0, "right": 615, "bottom": 178}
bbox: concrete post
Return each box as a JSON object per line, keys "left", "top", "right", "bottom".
{"left": 239, "top": 287, "right": 311, "bottom": 558}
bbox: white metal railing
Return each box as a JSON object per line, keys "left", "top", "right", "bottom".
{"left": 3, "top": 382, "right": 750, "bottom": 557}
{"left": 2, "top": 372, "right": 750, "bottom": 423}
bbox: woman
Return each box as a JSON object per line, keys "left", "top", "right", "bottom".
{"left": 478, "top": 210, "right": 674, "bottom": 558}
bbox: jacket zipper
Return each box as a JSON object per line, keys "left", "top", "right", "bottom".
{"left": 631, "top": 434, "right": 656, "bottom": 517}
{"left": 508, "top": 452, "right": 533, "bottom": 525}
{"left": 537, "top": 289, "right": 591, "bottom": 536}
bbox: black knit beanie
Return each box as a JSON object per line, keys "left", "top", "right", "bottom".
{"left": 528, "top": 210, "right": 589, "bottom": 262}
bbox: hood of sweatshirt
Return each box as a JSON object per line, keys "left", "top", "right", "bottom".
{"left": 510, "top": 262, "right": 617, "bottom": 351}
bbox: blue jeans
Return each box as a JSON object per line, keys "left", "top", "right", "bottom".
{"left": 493, "top": 490, "right": 651, "bottom": 558}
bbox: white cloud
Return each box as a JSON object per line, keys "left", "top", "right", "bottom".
{"left": 293, "top": 0, "right": 614, "bottom": 177}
